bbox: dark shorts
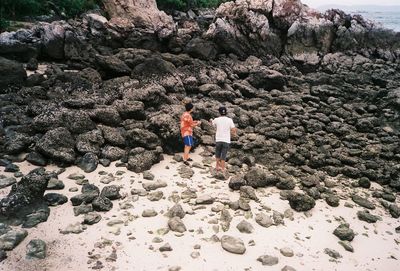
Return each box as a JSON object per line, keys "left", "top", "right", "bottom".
{"left": 215, "top": 142, "right": 230, "bottom": 160}
{"left": 183, "top": 136, "right": 195, "bottom": 147}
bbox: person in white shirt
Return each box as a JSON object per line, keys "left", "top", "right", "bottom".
{"left": 210, "top": 106, "right": 237, "bottom": 172}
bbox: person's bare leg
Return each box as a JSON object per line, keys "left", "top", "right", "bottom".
{"left": 184, "top": 146, "right": 191, "bottom": 161}
{"left": 215, "top": 158, "right": 221, "bottom": 171}
{"left": 220, "top": 160, "right": 226, "bottom": 172}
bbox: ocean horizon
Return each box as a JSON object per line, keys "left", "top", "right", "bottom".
{"left": 317, "top": 5, "right": 400, "bottom": 32}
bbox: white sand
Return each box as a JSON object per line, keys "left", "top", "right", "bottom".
{"left": 1, "top": 149, "right": 399, "bottom": 271}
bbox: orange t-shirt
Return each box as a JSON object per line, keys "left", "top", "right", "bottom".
{"left": 180, "top": 112, "right": 195, "bottom": 137}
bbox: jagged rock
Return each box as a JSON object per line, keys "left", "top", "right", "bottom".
{"left": 338, "top": 241, "right": 354, "bottom": 252}
{"left": 244, "top": 168, "right": 279, "bottom": 188}
{"left": 26, "top": 152, "right": 47, "bottom": 167}
{"left": 221, "top": 235, "right": 246, "bottom": 254}
{"left": 196, "top": 195, "right": 215, "bottom": 205}
{"left": 26, "top": 239, "right": 47, "bottom": 259}
{"left": 333, "top": 224, "right": 355, "bottom": 241}
{"left": 288, "top": 192, "right": 316, "bottom": 212}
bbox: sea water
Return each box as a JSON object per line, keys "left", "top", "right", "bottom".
{"left": 346, "top": 10, "right": 400, "bottom": 32}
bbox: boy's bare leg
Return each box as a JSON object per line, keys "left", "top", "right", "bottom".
{"left": 215, "top": 158, "right": 220, "bottom": 171}
{"left": 184, "top": 146, "right": 191, "bottom": 161}
{"left": 220, "top": 160, "right": 226, "bottom": 172}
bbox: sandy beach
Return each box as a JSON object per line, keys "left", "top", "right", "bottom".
{"left": 1, "top": 148, "right": 399, "bottom": 271}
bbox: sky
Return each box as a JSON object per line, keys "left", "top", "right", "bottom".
{"left": 301, "top": 0, "right": 400, "bottom": 8}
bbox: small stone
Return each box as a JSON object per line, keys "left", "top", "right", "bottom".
{"left": 152, "top": 237, "right": 163, "bottom": 243}
{"left": 190, "top": 251, "right": 200, "bottom": 259}
{"left": 255, "top": 213, "right": 273, "bottom": 228}
{"left": 168, "top": 217, "right": 186, "bottom": 233}
{"left": 240, "top": 186, "right": 258, "bottom": 201}
{"left": 159, "top": 243, "right": 172, "bottom": 252}
{"left": 148, "top": 191, "right": 163, "bottom": 201}
{"left": 221, "top": 235, "right": 246, "bottom": 254}
{"left": 69, "top": 187, "right": 79, "bottom": 192}
{"left": 358, "top": 177, "right": 371, "bottom": 189}
{"left": 26, "top": 239, "right": 46, "bottom": 259}
{"left": 167, "top": 204, "right": 186, "bottom": 219}
{"left": 273, "top": 211, "right": 284, "bottom": 225}
{"left": 338, "top": 241, "right": 354, "bottom": 252}
{"left": 352, "top": 195, "right": 375, "bottom": 210}
{"left": 44, "top": 193, "right": 68, "bottom": 206}
{"left": 68, "top": 173, "right": 85, "bottom": 180}
{"left": 196, "top": 195, "right": 215, "bottom": 205}
{"left": 73, "top": 204, "right": 93, "bottom": 216}
{"left": 324, "top": 248, "right": 342, "bottom": 259}
{"left": 107, "top": 220, "right": 124, "bottom": 227}
{"left": 92, "top": 196, "right": 113, "bottom": 212}
{"left": 280, "top": 247, "right": 294, "bottom": 257}
{"left": 60, "top": 223, "right": 85, "bottom": 234}
{"left": 46, "top": 178, "right": 65, "bottom": 190}
{"left": 357, "top": 210, "right": 381, "bottom": 223}
{"left": 281, "top": 266, "right": 296, "bottom": 271}
{"left": 333, "top": 224, "right": 355, "bottom": 241}
{"left": 83, "top": 213, "right": 102, "bottom": 225}
{"left": 325, "top": 194, "right": 340, "bottom": 207}
{"left": 142, "top": 180, "right": 167, "bottom": 191}
{"left": 142, "top": 209, "right": 158, "bottom": 217}
{"left": 236, "top": 220, "right": 254, "bottom": 233}
{"left": 257, "top": 255, "right": 279, "bottom": 266}
{"left": 143, "top": 171, "right": 155, "bottom": 180}
{"left": 0, "top": 175, "right": 17, "bottom": 189}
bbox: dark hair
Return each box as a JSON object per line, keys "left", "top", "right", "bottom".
{"left": 219, "top": 106, "right": 227, "bottom": 115}
{"left": 185, "top": 103, "right": 194, "bottom": 111}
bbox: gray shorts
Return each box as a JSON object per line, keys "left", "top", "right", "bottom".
{"left": 215, "top": 142, "right": 230, "bottom": 160}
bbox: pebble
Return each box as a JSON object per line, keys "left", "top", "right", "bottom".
{"left": 220, "top": 235, "right": 246, "bottom": 254}
{"left": 257, "top": 255, "right": 279, "bottom": 266}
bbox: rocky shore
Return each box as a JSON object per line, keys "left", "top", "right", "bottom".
{"left": 0, "top": 0, "right": 399, "bottom": 269}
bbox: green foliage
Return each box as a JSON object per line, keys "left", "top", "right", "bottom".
{"left": 0, "top": 0, "right": 100, "bottom": 20}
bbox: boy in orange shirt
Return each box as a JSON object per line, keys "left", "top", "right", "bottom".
{"left": 180, "top": 103, "right": 201, "bottom": 165}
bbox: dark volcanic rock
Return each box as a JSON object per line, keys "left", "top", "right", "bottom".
{"left": 0, "top": 176, "right": 17, "bottom": 189}
{"left": 288, "top": 192, "right": 316, "bottom": 212}
{"left": 333, "top": 224, "right": 355, "bottom": 241}
{"left": 77, "top": 153, "right": 99, "bottom": 173}
{"left": 352, "top": 195, "right": 375, "bottom": 210}
{"left": 36, "top": 127, "right": 76, "bottom": 164}
{"left": 100, "top": 185, "right": 121, "bottom": 200}
{"left": 127, "top": 147, "right": 162, "bottom": 173}
{"left": 244, "top": 169, "right": 279, "bottom": 188}
{"left": 185, "top": 38, "right": 218, "bottom": 60}
{"left": 26, "top": 152, "right": 47, "bottom": 166}
{"left": 0, "top": 57, "right": 26, "bottom": 89}
{"left": 229, "top": 175, "right": 246, "bottom": 190}
{"left": 0, "top": 229, "right": 28, "bottom": 251}
{"left": 26, "top": 239, "right": 47, "bottom": 259}
{"left": 0, "top": 168, "right": 50, "bottom": 216}
{"left": 92, "top": 196, "right": 113, "bottom": 212}
{"left": 44, "top": 193, "right": 68, "bottom": 206}
{"left": 357, "top": 210, "right": 381, "bottom": 223}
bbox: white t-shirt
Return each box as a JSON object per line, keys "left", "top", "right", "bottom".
{"left": 212, "top": 116, "right": 235, "bottom": 143}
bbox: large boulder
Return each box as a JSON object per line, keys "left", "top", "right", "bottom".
{"left": 36, "top": 127, "right": 76, "bottom": 164}
{"left": 0, "top": 29, "right": 40, "bottom": 61}
{"left": 185, "top": 38, "right": 218, "bottom": 60}
{"left": 0, "top": 57, "right": 27, "bottom": 89}
{"left": 102, "top": 0, "right": 175, "bottom": 37}
{"left": 40, "top": 22, "right": 66, "bottom": 59}
{"left": 127, "top": 147, "right": 163, "bottom": 173}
